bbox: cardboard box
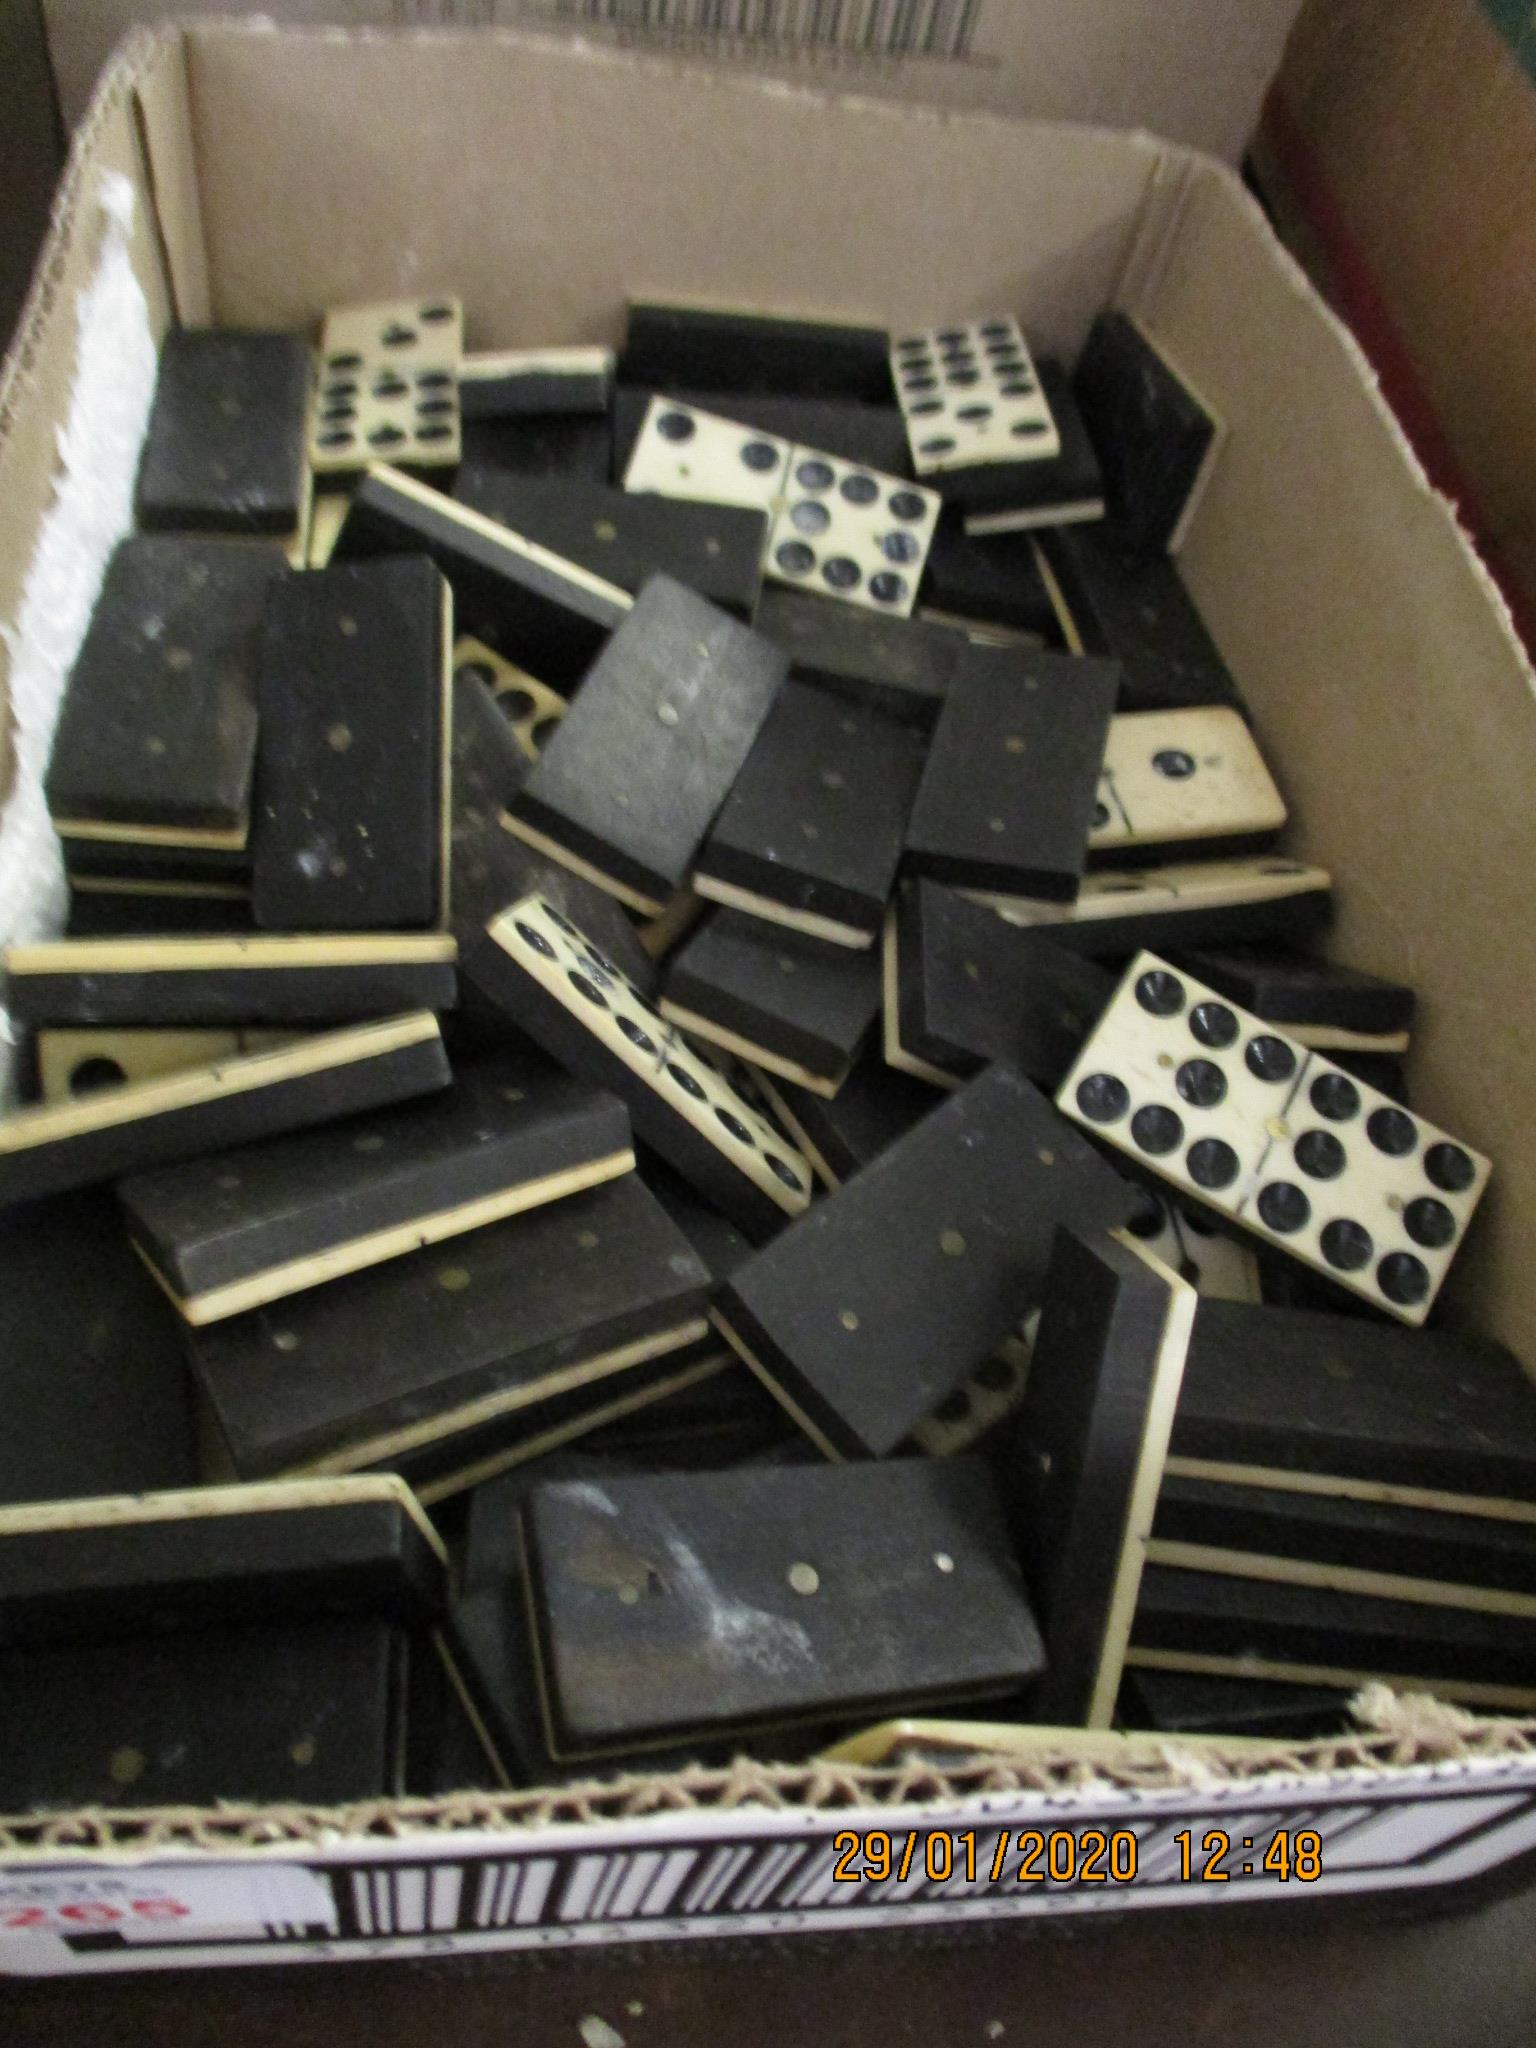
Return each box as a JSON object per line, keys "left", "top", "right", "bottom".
{"left": 2, "top": 18, "right": 1536, "bottom": 1977}
{"left": 1253, "top": 0, "right": 1536, "bottom": 649}
{"left": 43, "top": 0, "right": 1306, "bottom": 161}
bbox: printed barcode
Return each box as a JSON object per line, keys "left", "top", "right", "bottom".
{"left": 392, "top": 0, "right": 988, "bottom": 61}
{"left": 324, "top": 1796, "right": 1457, "bottom": 1937}
{"left": 40, "top": 1783, "right": 1536, "bottom": 1965}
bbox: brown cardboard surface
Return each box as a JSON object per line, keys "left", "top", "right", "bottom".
{"left": 1259, "top": 0, "right": 1536, "bottom": 644}
{"left": 181, "top": 24, "right": 1161, "bottom": 350}
{"left": 1, "top": 14, "right": 1535, "bottom": 1876}
{"left": 130, "top": 31, "right": 210, "bottom": 324}
{"left": 44, "top": 0, "right": 1305, "bottom": 161}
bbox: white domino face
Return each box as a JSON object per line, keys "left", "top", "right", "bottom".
{"left": 764, "top": 445, "right": 939, "bottom": 616}
{"left": 1057, "top": 952, "right": 1491, "bottom": 1324}
{"left": 488, "top": 895, "right": 813, "bottom": 1219}
{"left": 311, "top": 295, "right": 463, "bottom": 474}
{"left": 624, "top": 395, "right": 792, "bottom": 510}
{"left": 911, "top": 1330, "right": 1033, "bottom": 1457}
{"left": 1092, "top": 710, "right": 1287, "bottom": 852}
{"left": 1124, "top": 1191, "right": 1261, "bottom": 1303}
{"left": 623, "top": 397, "right": 940, "bottom": 615}
{"left": 890, "top": 319, "right": 1060, "bottom": 476}
{"left": 453, "top": 637, "right": 566, "bottom": 764}
{"left": 320, "top": 296, "right": 464, "bottom": 373}
{"left": 981, "top": 856, "right": 1331, "bottom": 928}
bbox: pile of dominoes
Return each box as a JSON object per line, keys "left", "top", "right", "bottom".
{"left": 0, "top": 293, "right": 1530, "bottom": 1813}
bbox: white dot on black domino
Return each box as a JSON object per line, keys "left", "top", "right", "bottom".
{"left": 891, "top": 319, "right": 1060, "bottom": 477}
{"left": 764, "top": 446, "right": 940, "bottom": 618}
{"left": 1056, "top": 951, "right": 1490, "bottom": 1324}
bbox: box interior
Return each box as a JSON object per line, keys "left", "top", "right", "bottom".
{"left": 1, "top": 21, "right": 1535, "bottom": 1839}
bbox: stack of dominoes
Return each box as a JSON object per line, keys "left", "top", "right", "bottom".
{"left": 0, "top": 291, "right": 1524, "bottom": 1811}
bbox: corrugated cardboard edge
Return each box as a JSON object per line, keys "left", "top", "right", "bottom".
{"left": 0, "top": 20, "right": 1533, "bottom": 1854}
{"left": 0, "top": 23, "right": 188, "bottom": 813}
{"left": 2, "top": 1711, "right": 1535, "bottom": 1853}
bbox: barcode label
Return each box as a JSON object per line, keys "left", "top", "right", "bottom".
{"left": 392, "top": 0, "right": 988, "bottom": 61}
{"left": 9, "top": 1770, "right": 1536, "bottom": 1974}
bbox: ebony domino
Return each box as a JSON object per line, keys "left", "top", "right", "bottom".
{"left": 459, "top": 345, "right": 613, "bottom": 418}
{"left": 1092, "top": 708, "right": 1286, "bottom": 861}
{"left": 0, "top": 1190, "right": 196, "bottom": 1509}
{"left": 752, "top": 1045, "right": 940, "bottom": 1191}
{"left": 920, "top": 517, "right": 1062, "bottom": 638}
{"left": 1036, "top": 522, "right": 1246, "bottom": 713}
{"left": 883, "top": 878, "right": 1115, "bottom": 1089}
{"left": 752, "top": 586, "right": 965, "bottom": 726}
{"left": 0, "top": 1475, "right": 448, "bottom": 1648}
{"left": 506, "top": 575, "right": 786, "bottom": 914}
{"left": 1176, "top": 943, "right": 1416, "bottom": 1052}
{"left": 520, "top": 1457, "right": 1045, "bottom": 1758}
{"left": 134, "top": 328, "right": 311, "bottom": 536}
{"left": 693, "top": 679, "right": 926, "bottom": 946}
{"left": 334, "top": 464, "right": 630, "bottom": 688}
{"left": 660, "top": 911, "right": 881, "bottom": 1095}
{"left": 0, "top": 1615, "right": 414, "bottom": 1811}
{"left": 447, "top": 673, "right": 657, "bottom": 1004}
{"left": 980, "top": 855, "right": 1334, "bottom": 953}
{"left": 1057, "top": 951, "right": 1490, "bottom": 1321}
{"left": 120, "top": 1053, "right": 633, "bottom": 1323}
{"left": 467, "top": 893, "right": 813, "bottom": 1240}
{"left": 253, "top": 556, "right": 451, "bottom": 931}
{"left": 712, "top": 1062, "right": 1139, "bottom": 1458}
{"left": 3, "top": 934, "right": 457, "bottom": 1027}
{"left": 1169, "top": 1299, "right": 1536, "bottom": 1507}
{"left": 45, "top": 536, "right": 286, "bottom": 851}
{"left": 453, "top": 467, "right": 766, "bottom": 617}
{"left": 0, "top": 1012, "right": 450, "bottom": 1208}
{"left": 1148, "top": 1472, "right": 1536, "bottom": 1610}
{"left": 1002, "top": 1226, "right": 1197, "bottom": 1726}
{"left": 188, "top": 1174, "right": 712, "bottom": 1500}
{"left": 1118, "top": 1667, "right": 1352, "bottom": 1741}
{"left": 1127, "top": 1565, "right": 1536, "bottom": 1709}
{"left": 620, "top": 302, "right": 894, "bottom": 402}
{"left": 1072, "top": 310, "right": 1223, "bottom": 558}
{"left": 904, "top": 646, "right": 1119, "bottom": 899}
{"left": 64, "top": 886, "right": 255, "bottom": 938}
{"left": 459, "top": 409, "right": 613, "bottom": 485}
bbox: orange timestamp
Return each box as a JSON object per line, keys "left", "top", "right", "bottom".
{"left": 830, "top": 1826, "right": 1324, "bottom": 1886}
{"left": 833, "top": 1828, "right": 1140, "bottom": 1886}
